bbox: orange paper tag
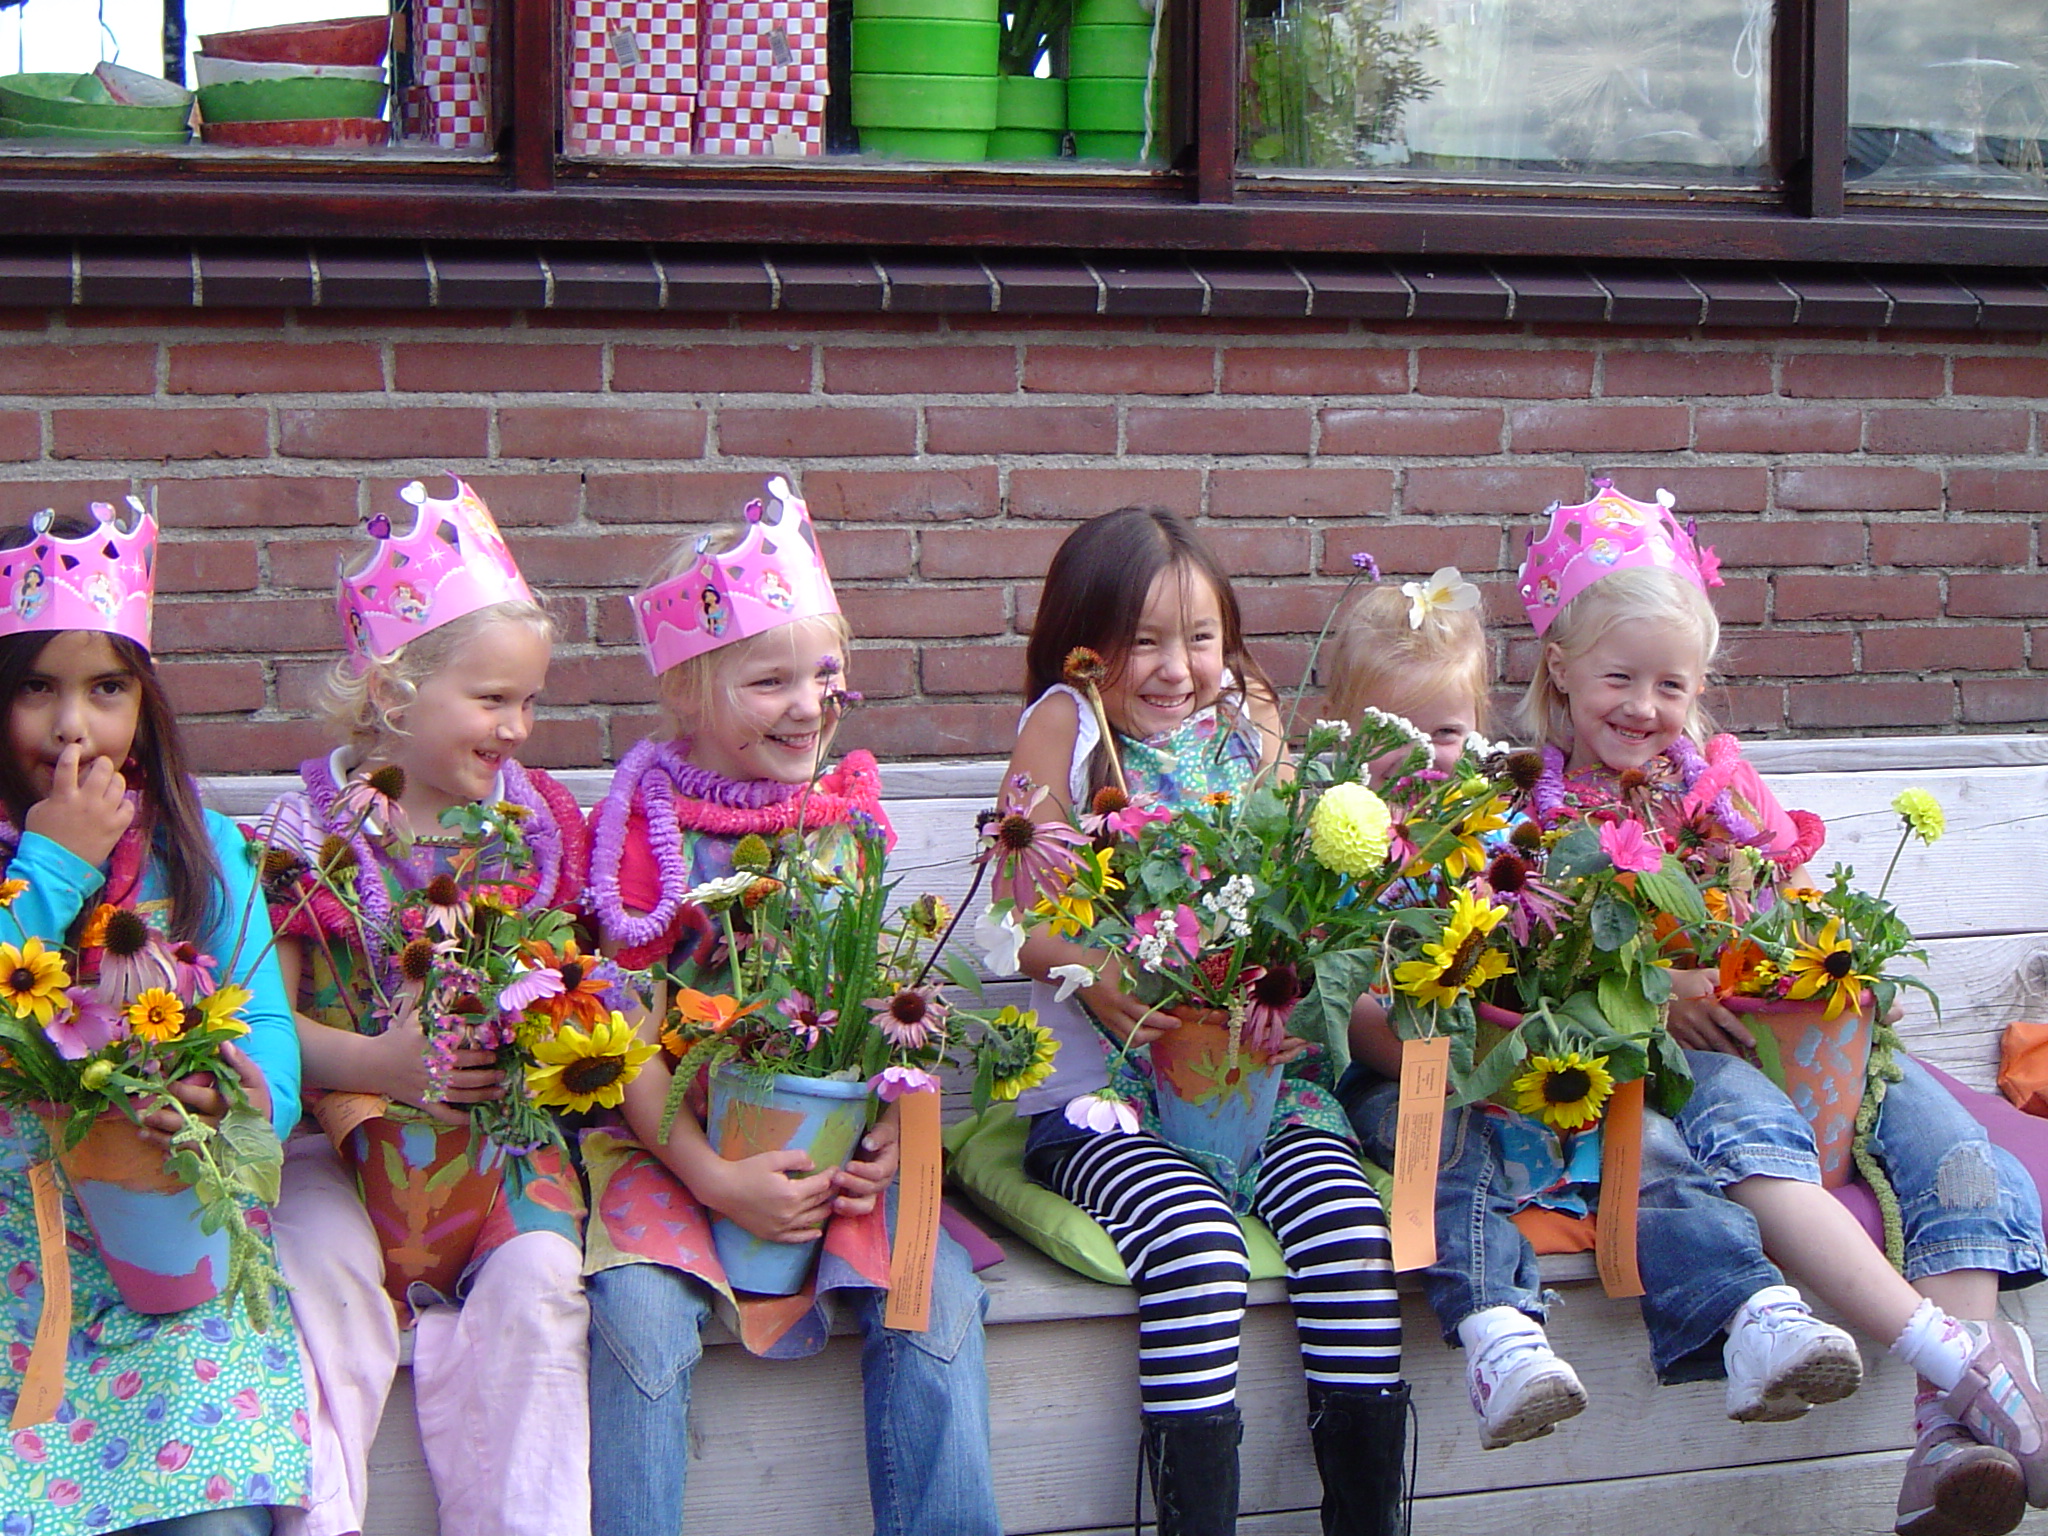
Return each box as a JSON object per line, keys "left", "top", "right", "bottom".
{"left": 883, "top": 1089, "right": 942, "bottom": 1333}
{"left": 12, "top": 1162, "right": 71, "bottom": 1429}
{"left": 1389, "top": 1036, "right": 1450, "bottom": 1273}
{"left": 312, "top": 1091, "right": 388, "bottom": 1154}
{"left": 1595, "top": 1078, "right": 1646, "bottom": 1299}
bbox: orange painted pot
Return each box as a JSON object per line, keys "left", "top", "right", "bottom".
{"left": 1726, "top": 993, "right": 1874, "bottom": 1189}
{"left": 1147, "top": 1007, "right": 1283, "bottom": 1187}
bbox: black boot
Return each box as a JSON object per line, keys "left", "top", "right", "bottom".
{"left": 1307, "top": 1382, "right": 1413, "bottom": 1536}
{"left": 1140, "top": 1406, "right": 1242, "bottom": 1536}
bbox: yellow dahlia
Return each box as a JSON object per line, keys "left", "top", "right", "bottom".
{"left": 1309, "top": 782, "right": 1394, "bottom": 877}
{"left": 1893, "top": 789, "right": 1945, "bottom": 846}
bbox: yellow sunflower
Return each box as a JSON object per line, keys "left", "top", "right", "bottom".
{"left": 528, "top": 1012, "right": 658, "bottom": 1113}
{"left": 197, "top": 983, "right": 254, "bottom": 1038}
{"left": 1392, "top": 888, "right": 1511, "bottom": 1008}
{"left": 1033, "top": 849, "right": 1122, "bottom": 938}
{"left": 1784, "top": 917, "right": 1875, "bottom": 1021}
{"left": 0, "top": 936, "right": 72, "bottom": 1026}
{"left": 126, "top": 987, "right": 188, "bottom": 1044}
{"left": 985, "top": 1006, "right": 1059, "bottom": 1102}
{"left": 1441, "top": 797, "right": 1513, "bottom": 881}
{"left": 1512, "top": 1052, "right": 1616, "bottom": 1131}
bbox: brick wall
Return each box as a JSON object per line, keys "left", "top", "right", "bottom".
{"left": 0, "top": 303, "right": 2043, "bottom": 773}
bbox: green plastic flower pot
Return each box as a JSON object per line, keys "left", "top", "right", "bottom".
{"left": 1072, "top": 129, "right": 1148, "bottom": 159}
{"left": 858, "top": 125, "right": 991, "bottom": 159}
{"left": 1068, "top": 23, "right": 1154, "bottom": 78}
{"left": 0, "top": 114, "right": 190, "bottom": 145}
{"left": 196, "top": 75, "right": 388, "bottom": 123}
{"left": 996, "top": 73, "right": 1065, "bottom": 130}
{"left": 0, "top": 72, "right": 192, "bottom": 136}
{"left": 1066, "top": 76, "right": 1148, "bottom": 130}
{"left": 1073, "top": 0, "right": 1153, "bottom": 27}
{"left": 849, "top": 72, "right": 998, "bottom": 130}
{"left": 852, "top": 19, "right": 1000, "bottom": 76}
{"left": 851, "top": 0, "right": 997, "bottom": 20}
{"left": 987, "top": 126, "right": 1062, "bottom": 158}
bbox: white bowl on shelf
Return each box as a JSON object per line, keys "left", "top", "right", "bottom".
{"left": 192, "top": 57, "right": 386, "bottom": 86}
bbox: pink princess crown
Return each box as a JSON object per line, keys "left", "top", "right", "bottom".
{"left": 1516, "top": 479, "right": 1723, "bottom": 636}
{"left": 630, "top": 476, "right": 839, "bottom": 675}
{"left": 0, "top": 498, "right": 157, "bottom": 652}
{"left": 338, "top": 476, "right": 534, "bottom": 663}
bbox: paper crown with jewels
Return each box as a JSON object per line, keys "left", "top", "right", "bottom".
{"left": 0, "top": 499, "right": 158, "bottom": 652}
{"left": 630, "top": 475, "right": 839, "bottom": 675}
{"left": 337, "top": 476, "right": 535, "bottom": 664}
{"left": 1516, "top": 479, "right": 1723, "bottom": 636}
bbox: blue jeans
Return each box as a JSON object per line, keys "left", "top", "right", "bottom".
{"left": 587, "top": 1227, "right": 1000, "bottom": 1536}
{"left": 1339, "top": 1067, "right": 1781, "bottom": 1381}
{"left": 1677, "top": 1050, "right": 2047, "bottom": 1286}
{"left": 124, "top": 1511, "right": 272, "bottom": 1536}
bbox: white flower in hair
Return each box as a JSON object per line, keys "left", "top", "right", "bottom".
{"left": 1399, "top": 567, "right": 1481, "bottom": 630}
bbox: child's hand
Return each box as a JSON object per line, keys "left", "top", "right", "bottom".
{"left": 139, "top": 1042, "right": 271, "bottom": 1150}
{"left": 24, "top": 744, "right": 134, "bottom": 869}
{"left": 1667, "top": 968, "right": 1752, "bottom": 1055}
{"left": 703, "top": 1149, "right": 838, "bottom": 1244}
{"left": 361, "top": 1022, "right": 504, "bottom": 1124}
{"left": 833, "top": 1115, "right": 900, "bottom": 1216}
{"left": 1270, "top": 1034, "right": 1310, "bottom": 1066}
{"left": 1084, "top": 976, "right": 1174, "bottom": 1046}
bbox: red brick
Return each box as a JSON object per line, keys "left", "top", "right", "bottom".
{"left": 67, "top": 309, "right": 290, "bottom": 331}
{"left": 1710, "top": 683, "right": 1788, "bottom": 734}
{"left": 843, "top": 645, "right": 914, "bottom": 700}
{"left": 0, "top": 412, "right": 37, "bottom": 460}
{"left": 814, "top": 528, "right": 913, "bottom": 580}
{"left": 158, "top": 658, "right": 266, "bottom": 714}
{"left": 925, "top": 406, "right": 1117, "bottom": 456}
{"left": 1719, "top": 630, "right": 1857, "bottom": 677}
{"left": 541, "top": 651, "right": 661, "bottom": 706}
{"left": 1694, "top": 406, "right": 1861, "bottom": 455}
{"left": 1127, "top": 408, "right": 1313, "bottom": 456}
{"left": 806, "top": 467, "right": 999, "bottom": 522}
{"left": 280, "top": 407, "right": 489, "bottom": 460}
{"left": 822, "top": 347, "right": 1015, "bottom": 395}
{"left": 296, "top": 309, "right": 516, "bottom": 331}
{"left": 1318, "top": 523, "right": 1503, "bottom": 575}
{"left": 1948, "top": 574, "right": 2048, "bottom": 619}
{"left": 836, "top": 702, "right": 1014, "bottom": 759}
{"left": 613, "top": 344, "right": 812, "bottom": 395}
{"left": 717, "top": 407, "right": 914, "bottom": 458}
{"left": 1022, "top": 346, "right": 1213, "bottom": 396}
{"left": 522, "top": 717, "right": 606, "bottom": 770}
{"left": 1950, "top": 470, "right": 2048, "bottom": 514}
{"left": 734, "top": 312, "right": 942, "bottom": 335}
{"left": 1218, "top": 349, "right": 1405, "bottom": 395}
{"left": 1403, "top": 465, "right": 1585, "bottom": 516}
{"left": 1707, "top": 578, "right": 1769, "bottom": 625}
{"left": 1318, "top": 408, "right": 1501, "bottom": 457}
{"left": 1602, "top": 351, "right": 1770, "bottom": 398}
{"left": 168, "top": 342, "right": 382, "bottom": 395}
{"left": 159, "top": 540, "right": 258, "bottom": 594}
{"left": 182, "top": 719, "right": 334, "bottom": 774}
{"left": 1197, "top": 527, "right": 1313, "bottom": 576}
{"left": 1865, "top": 626, "right": 2023, "bottom": 672}
{"left": 267, "top": 537, "right": 354, "bottom": 592}
{"left": 155, "top": 476, "right": 359, "bottom": 530}
{"left": 0, "top": 314, "right": 49, "bottom": 333}
{"left": 1605, "top": 467, "right": 1769, "bottom": 515}
{"left": 1953, "top": 356, "right": 2048, "bottom": 397}
{"left": 1789, "top": 680, "right": 1953, "bottom": 729}
{"left": 586, "top": 471, "right": 769, "bottom": 524}
{"left": 0, "top": 344, "right": 155, "bottom": 396}
{"left": 922, "top": 644, "right": 1028, "bottom": 695}
{"left": 1159, "top": 318, "right": 1350, "bottom": 337}
{"left": 1775, "top": 466, "right": 1940, "bottom": 512}
{"left": 1509, "top": 403, "right": 1688, "bottom": 452}
{"left": 508, "top": 532, "right": 678, "bottom": 586}
{"left": 839, "top": 587, "right": 1007, "bottom": 639}
{"left": 364, "top": 471, "right": 582, "bottom": 527}
{"left": 53, "top": 407, "right": 267, "bottom": 461}
{"left": 921, "top": 526, "right": 1069, "bottom": 579}
{"left": 1866, "top": 408, "right": 2030, "bottom": 455}
{"left": 1872, "top": 522, "right": 2030, "bottom": 567}
{"left": 1236, "top": 582, "right": 1357, "bottom": 635}
{"left": 1688, "top": 519, "right": 1861, "bottom": 567}
{"left": 1960, "top": 678, "right": 2048, "bottom": 726}
{"left": 1774, "top": 574, "right": 1940, "bottom": 622}
{"left": 394, "top": 343, "right": 603, "bottom": 393}
{"left": 593, "top": 596, "right": 641, "bottom": 647}
{"left": 1782, "top": 352, "right": 1944, "bottom": 400}
{"left": 500, "top": 407, "right": 706, "bottom": 460}
{"left": 1416, "top": 350, "right": 1595, "bottom": 399}
{"left": 1210, "top": 468, "right": 1394, "bottom": 520}
{"left": 1007, "top": 468, "right": 1200, "bottom": 520}
{"left": 0, "top": 479, "right": 130, "bottom": 518}
{"left": 154, "top": 598, "right": 338, "bottom": 655}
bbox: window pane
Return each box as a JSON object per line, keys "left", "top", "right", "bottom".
{"left": 1239, "top": 0, "right": 1776, "bottom": 189}
{"left": 1849, "top": 0, "right": 2047, "bottom": 198}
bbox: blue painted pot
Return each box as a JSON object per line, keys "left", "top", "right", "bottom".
{"left": 706, "top": 1068, "right": 873, "bottom": 1296}
{"left": 57, "top": 1111, "right": 229, "bottom": 1314}
{"left": 1148, "top": 1009, "right": 1284, "bottom": 1192}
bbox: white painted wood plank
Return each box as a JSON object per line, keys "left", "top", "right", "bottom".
{"left": 1745, "top": 734, "right": 2048, "bottom": 775}
{"left": 1892, "top": 933, "right": 2048, "bottom": 1092}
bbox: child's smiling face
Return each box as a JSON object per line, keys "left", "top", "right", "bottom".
{"left": 1098, "top": 565, "right": 1226, "bottom": 741}
{"left": 686, "top": 616, "right": 843, "bottom": 786}
{"left": 380, "top": 617, "right": 550, "bottom": 824}
{"left": 1549, "top": 616, "right": 1706, "bottom": 775}
{"left": 1365, "top": 677, "right": 1479, "bottom": 785}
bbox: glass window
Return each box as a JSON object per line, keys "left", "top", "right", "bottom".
{"left": 1239, "top": 0, "right": 1777, "bottom": 190}
{"left": 1849, "top": 0, "right": 2047, "bottom": 199}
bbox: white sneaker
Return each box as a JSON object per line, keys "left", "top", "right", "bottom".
{"left": 1724, "top": 1286, "right": 1864, "bottom": 1422}
{"left": 1467, "top": 1329, "right": 1589, "bottom": 1449}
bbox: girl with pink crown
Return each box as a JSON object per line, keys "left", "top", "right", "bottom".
{"left": 1516, "top": 481, "right": 2048, "bottom": 1536}
{"left": 0, "top": 500, "right": 310, "bottom": 1536}
{"left": 256, "top": 477, "right": 594, "bottom": 1536}
{"left": 582, "top": 477, "right": 998, "bottom": 1536}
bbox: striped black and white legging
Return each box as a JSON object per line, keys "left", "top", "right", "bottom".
{"left": 1049, "top": 1125, "right": 1402, "bottom": 1414}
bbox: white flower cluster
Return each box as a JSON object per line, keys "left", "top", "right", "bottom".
{"left": 1465, "top": 731, "right": 1509, "bottom": 758}
{"left": 1312, "top": 718, "right": 1354, "bottom": 742}
{"left": 1130, "top": 928, "right": 1177, "bottom": 973}
{"left": 1203, "top": 874, "right": 1256, "bottom": 941}
{"left": 1359, "top": 706, "right": 1429, "bottom": 752}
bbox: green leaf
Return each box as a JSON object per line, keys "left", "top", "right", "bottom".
{"left": 1449, "top": 1029, "right": 1527, "bottom": 1109}
{"left": 1589, "top": 894, "right": 1639, "bottom": 952}
{"left": 1648, "top": 1032, "right": 1695, "bottom": 1117}
{"left": 1742, "top": 1013, "right": 1788, "bottom": 1091}
{"left": 218, "top": 1105, "right": 284, "bottom": 1207}
{"left": 1546, "top": 826, "right": 1609, "bottom": 880}
{"left": 1635, "top": 866, "right": 1709, "bottom": 925}
{"left": 1595, "top": 971, "right": 1658, "bottom": 1036}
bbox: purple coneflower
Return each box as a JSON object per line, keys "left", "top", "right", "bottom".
{"left": 867, "top": 986, "right": 947, "bottom": 1051}
{"left": 1241, "top": 962, "right": 1301, "bottom": 1054}
{"left": 1480, "top": 852, "right": 1567, "bottom": 946}
{"left": 978, "top": 784, "right": 1090, "bottom": 910}
{"left": 783, "top": 990, "right": 839, "bottom": 1049}
{"left": 95, "top": 909, "right": 177, "bottom": 1007}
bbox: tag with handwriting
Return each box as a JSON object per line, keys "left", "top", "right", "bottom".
{"left": 1389, "top": 1035, "right": 1449, "bottom": 1273}
{"left": 11, "top": 1162, "right": 70, "bottom": 1429}
{"left": 883, "top": 1089, "right": 942, "bottom": 1332}
{"left": 1595, "top": 1078, "right": 1646, "bottom": 1299}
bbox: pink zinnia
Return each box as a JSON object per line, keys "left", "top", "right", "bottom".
{"left": 1598, "top": 820, "right": 1664, "bottom": 875}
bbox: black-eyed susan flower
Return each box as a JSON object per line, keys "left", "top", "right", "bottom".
{"left": 0, "top": 936, "right": 70, "bottom": 1026}
{"left": 1512, "top": 1051, "right": 1615, "bottom": 1132}
{"left": 527, "top": 1013, "right": 656, "bottom": 1113}
{"left": 1784, "top": 917, "right": 1875, "bottom": 1021}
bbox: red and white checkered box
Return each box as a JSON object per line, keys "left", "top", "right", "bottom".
{"left": 402, "top": 75, "right": 492, "bottom": 149}
{"left": 567, "top": 0, "right": 699, "bottom": 97}
{"left": 693, "top": 85, "right": 824, "bottom": 156}
{"left": 699, "top": 0, "right": 827, "bottom": 90}
{"left": 565, "top": 88, "right": 697, "bottom": 155}
{"left": 414, "top": 0, "right": 492, "bottom": 84}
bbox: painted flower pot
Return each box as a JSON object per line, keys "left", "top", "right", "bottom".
{"left": 989, "top": 73, "right": 1065, "bottom": 157}
{"left": 343, "top": 1116, "right": 503, "bottom": 1313}
{"left": 1068, "top": 22, "right": 1155, "bottom": 78}
{"left": 54, "top": 1111, "right": 229, "bottom": 1315}
{"left": 1727, "top": 994, "right": 1874, "bottom": 1189}
{"left": 853, "top": 19, "right": 1001, "bottom": 75}
{"left": 707, "top": 1068, "right": 873, "bottom": 1295}
{"left": 1148, "top": 1008, "right": 1284, "bottom": 1191}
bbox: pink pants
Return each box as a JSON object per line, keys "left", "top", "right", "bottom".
{"left": 271, "top": 1134, "right": 592, "bottom": 1536}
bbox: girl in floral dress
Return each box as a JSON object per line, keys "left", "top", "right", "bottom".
{"left": 0, "top": 502, "right": 308, "bottom": 1536}
{"left": 1005, "top": 507, "right": 1406, "bottom": 1536}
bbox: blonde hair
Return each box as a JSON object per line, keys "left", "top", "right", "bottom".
{"left": 1324, "top": 583, "right": 1489, "bottom": 728}
{"left": 1517, "top": 566, "right": 1719, "bottom": 752}
{"left": 317, "top": 599, "right": 555, "bottom": 751}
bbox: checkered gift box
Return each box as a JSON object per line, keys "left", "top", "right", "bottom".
{"left": 699, "top": 0, "right": 826, "bottom": 90}
{"left": 693, "top": 85, "right": 823, "bottom": 156}
{"left": 567, "top": 0, "right": 699, "bottom": 96}
{"left": 565, "top": 88, "right": 697, "bottom": 154}
{"left": 414, "top": 0, "right": 492, "bottom": 83}
{"left": 403, "top": 75, "right": 493, "bottom": 149}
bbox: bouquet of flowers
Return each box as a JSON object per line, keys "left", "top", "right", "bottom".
{"left": 0, "top": 884, "right": 285, "bottom": 1327}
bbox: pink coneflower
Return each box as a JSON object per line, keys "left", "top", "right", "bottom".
{"left": 782, "top": 990, "right": 839, "bottom": 1049}
{"left": 421, "top": 875, "right": 469, "bottom": 938}
{"left": 867, "top": 987, "right": 947, "bottom": 1051}
{"left": 94, "top": 909, "right": 177, "bottom": 1007}
{"left": 168, "top": 943, "right": 217, "bottom": 1006}
{"left": 1241, "top": 962, "right": 1301, "bottom": 1054}
{"left": 978, "top": 782, "right": 1090, "bottom": 910}
{"left": 1080, "top": 785, "right": 1171, "bottom": 840}
{"left": 336, "top": 766, "right": 413, "bottom": 846}
{"left": 1480, "top": 852, "right": 1567, "bottom": 946}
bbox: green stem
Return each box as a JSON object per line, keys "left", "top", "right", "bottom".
{"left": 1875, "top": 826, "right": 1909, "bottom": 904}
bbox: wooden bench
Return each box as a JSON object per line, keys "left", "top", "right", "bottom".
{"left": 205, "top": 732, "right": 2048, "bottom": 1536}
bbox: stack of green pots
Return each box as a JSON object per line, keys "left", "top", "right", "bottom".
{"left": 1066, "top": 0, "right": 1159, "bottom": 160}
{"left": 851, "top": 0, "right": 1000, "bottom": 162}
{"left": 990, "top": 73, "right": 1065, "bottom": 159}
